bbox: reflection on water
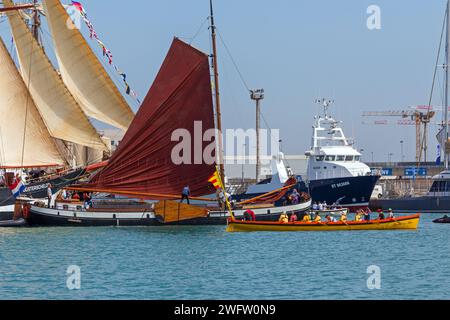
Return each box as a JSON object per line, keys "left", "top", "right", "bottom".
{"left": 0, "top": 214, "right": 449, "bottom": 300}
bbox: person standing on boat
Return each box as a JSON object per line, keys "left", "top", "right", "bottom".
{"left": 290, "top": 189, "right": 300, "bottom": 205}
{"left": 181, "top": 186, "right": 190, "bottom": 204}
{"left": 47, "top": 184, "right": 52, "bottom": 208}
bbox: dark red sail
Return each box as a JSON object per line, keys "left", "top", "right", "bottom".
{"left": 84, "top": 38, "right": 216, "bottom": 197}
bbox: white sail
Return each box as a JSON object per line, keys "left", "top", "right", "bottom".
{"left": 3, "top": 0, "right": 107, "bottom": 151}
{"left": 0, "top": 38, "right": 65, "bottom": 168}
{"left": 42, "top": 0, "right": 135, "bottom": 130}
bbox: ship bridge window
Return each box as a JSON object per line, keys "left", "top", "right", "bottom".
{"left": 345, "top": 156, "right": 354, "bottom": 161}
{"left": 325, "top": 155, "right": 336, "bottom": 161}
{"left": 430, "top": 181, "right": 449, "bottom": 192}
{"left": 316, "top": 156, "right": 325, "bottom": 161}
{"left": 336, "top": 155, "right": 345, "bottom": 161}
{"left": 355, "top": 156, "right": 361, "bottom": 161}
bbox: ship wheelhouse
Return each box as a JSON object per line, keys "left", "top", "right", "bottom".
{"left": 305, "top": 104, "right": 372, "bottom": 181}
{"left": 428, "top": 171, "right": 450, "bottom": 196}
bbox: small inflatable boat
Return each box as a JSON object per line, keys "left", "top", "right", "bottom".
{"left": 0, "top": 218, "right": 27, "bottom": 228}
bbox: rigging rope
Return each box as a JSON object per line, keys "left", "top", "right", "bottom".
{"left": 420, "top": 8, "right": 448, "bottom": 162}
{"left": 216, "top": 27, "right": 250, "bottom": 92}
{"left": 189, "top": 16, "right": 209, "bottom": 45}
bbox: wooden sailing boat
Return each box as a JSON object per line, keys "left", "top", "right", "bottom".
{"left": 25, "top": 0, "right": 311, "bottom": 227}
{"left": 0, "top": 0, "right": 135, "bottom": 212}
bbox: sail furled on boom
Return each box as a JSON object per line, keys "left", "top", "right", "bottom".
{"left": 41, "top": 0, "right": 135, "bottom": 130}
{"left": 3, "top": 0, "right": 107, "bottom": 151}
{"left": 83, "top": 38, "right": 216, "bottom": 197}
{"left": 0, "top": 38, "right": 65, "bottom": 168}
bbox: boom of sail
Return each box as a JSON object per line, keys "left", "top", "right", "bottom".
{"left": 3, "top": 0, "right": 108, "bottom": 151}
{"left": 41, "top": 0, "right": 135, "bottom": 130}
{"left": 81, "top": 38, "right": 217, "bottom": 197}
{"left": 0, "top": 38, "right": 65, "bottom": 168}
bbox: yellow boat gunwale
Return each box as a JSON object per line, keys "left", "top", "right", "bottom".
{"left": 226, "top": 214, "right": 421, "bottom": 232}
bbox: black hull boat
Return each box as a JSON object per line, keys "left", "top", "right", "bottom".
{"left": 26, "top": 199, "right": 312, "bottom": 227}
{"left": 0, "top": 169, "right": 85, "bottom": 209}
{"left": 433, "top": 215, "right": 450, "bottom": 224}
{"left": 309, "top": 175, "right": 380, "bottom": 212}
{"left": 371, "top": 197, "right": 450, "bottom": 213}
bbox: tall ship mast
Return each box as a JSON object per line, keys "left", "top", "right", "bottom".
{"left": 0, "top": 0, "right": 136, "bottom": 210}
{"left": 209, "top": 0, "right": 225, "bottom": 182}
{"left": 372, "top": 0, "right": 450, "bottom": 215}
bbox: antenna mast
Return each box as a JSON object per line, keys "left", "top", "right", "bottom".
{"left": 315, "top": 98, "right": 335, "bottom": 118}
{"left": 250, "top": 89, "right": 264, "bottom": 182}
{"left": 209, "top": 0, "right": 225, "bottom": 182}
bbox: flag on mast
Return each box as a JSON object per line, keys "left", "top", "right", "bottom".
{"left": 9, "top": 176, "right": 26, "bottom": 198}
{"left": 437, "top": 144, "right": 442, "bottom": 165}
{"left": 209, "top": 167, "right": 234, "bottom": 220}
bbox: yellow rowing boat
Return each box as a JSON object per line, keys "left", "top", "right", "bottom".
{"left": 226, "top": 214, "right": 420, "bottom": 232}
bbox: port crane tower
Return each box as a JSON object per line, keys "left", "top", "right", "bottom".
{"left": 362, "top": 107, "right": 437, "bottom": 163}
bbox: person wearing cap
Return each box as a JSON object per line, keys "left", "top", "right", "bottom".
{"left": 387, "top": 209, "right": 395, "bottom": 219}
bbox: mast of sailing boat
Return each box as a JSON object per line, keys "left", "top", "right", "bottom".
{"left": 209, "top": 0, "right": 225, "bottom": 182}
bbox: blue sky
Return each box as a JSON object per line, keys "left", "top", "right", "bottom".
{"left": 0, "top": 0, "right": 448, "bottom": 162}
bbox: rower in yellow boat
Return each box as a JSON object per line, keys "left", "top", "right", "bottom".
{"left": 340, "top": 211, "right": 348, "bottom": 223}
{"left": 279, "top": 212, "right": 289, "bottom": 224}
{"left": 314, "top": 213, "right": 322, "bottom": 223}
{"left": 355, "top": 211, "right": 363, "bottom": 222}
{"left": 302, "top": 213, "right": 311, "bottom": 223}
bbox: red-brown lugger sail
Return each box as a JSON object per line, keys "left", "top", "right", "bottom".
{"left": 80, "top": 38, "right": 216, "bottom": 197}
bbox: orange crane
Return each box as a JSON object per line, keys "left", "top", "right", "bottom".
{"left": 362, "top": 107, "right": 436, "bottom": 163}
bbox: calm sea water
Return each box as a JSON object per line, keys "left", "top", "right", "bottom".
{"left": 1, "top": 214, "right": 449, "bottom": 300}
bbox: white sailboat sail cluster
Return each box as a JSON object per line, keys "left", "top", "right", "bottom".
{"left": 0, "top": 39, "right": 64, "bottom": 168}
{"left": 42, "top": 0, "right": 134, "bottom": 130}
{"left": 0, "top": 0, "right": 135, "bottom": 169}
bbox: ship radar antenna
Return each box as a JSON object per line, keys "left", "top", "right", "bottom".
{"left": 315, "top": 98, "right": 335, "bottom": 119}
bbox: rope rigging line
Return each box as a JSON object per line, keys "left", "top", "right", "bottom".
{"left": 421, "top": 8, "right": 447, "bottom": 158}
{"left": 216, "top": 27, "right": 251, "bottom": 92}
{"left": 188, "top": 16, "right": 209, "bottom": 45}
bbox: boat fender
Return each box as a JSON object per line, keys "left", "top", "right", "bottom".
{"left": 22, "top": 204, "right": 30, "bottom": 219}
